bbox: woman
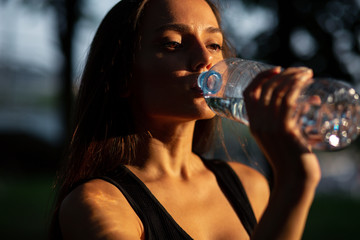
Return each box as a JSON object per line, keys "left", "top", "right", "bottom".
{"left": 50, "top": 0, "right": 321, "bottom": 239}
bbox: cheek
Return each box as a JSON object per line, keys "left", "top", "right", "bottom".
{"left": 132, "top": 53, "right": 186, "bottom": 96}
{"left": 135, "top": 46, "right": 187, "bottom": 75}
{"left": 131, "top": 62, "right": 180, "bottom": 112}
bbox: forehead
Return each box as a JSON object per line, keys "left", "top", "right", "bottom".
{"left": 139, "top": 0, "right": 220, "bottom": 32}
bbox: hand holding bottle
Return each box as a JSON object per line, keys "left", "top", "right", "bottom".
{"left": 242, "top": 66, "right": 322, "bottom": 181}
{"left": 198, "top": 58, "right": 360, "bottom": 151}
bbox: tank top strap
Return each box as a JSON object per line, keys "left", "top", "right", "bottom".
{"left": 100, "top": 165, "right": 193, "bottom": 240}
{"left": 202, "top": 158, "right": 258, "bottom": 236}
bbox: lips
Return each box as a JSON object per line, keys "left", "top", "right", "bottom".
{"left": 190, "top": 82, "right": 204, "bottom": 97}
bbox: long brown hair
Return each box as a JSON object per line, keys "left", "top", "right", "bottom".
{"left": 49, "top": 0, "right": 234, "bottom": 238}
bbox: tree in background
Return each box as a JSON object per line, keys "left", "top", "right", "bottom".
{"left": 225, "top": 0, "right": 360, "bottom": 84}
{"left": 0, "top": 0, "right": 82, "bottom": 170}
{"left": 52, "top": 0, "right": 82, "bottom": 142}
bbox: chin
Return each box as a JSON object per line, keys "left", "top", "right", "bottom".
{"left": 195, "top": 99, "right": 216, "bottom": 119}
{"left": 202, "top": 112, "right": 216, "bottom": 120}
{"left": 195, "top": 107, "right": 216, "bottom": 120}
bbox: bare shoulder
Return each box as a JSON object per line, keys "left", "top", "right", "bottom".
{"left": 227, "top": 161, "right": 270, "bottom": 220}
{"left": 59, "top": 179, "right": 143, "bottom": 240}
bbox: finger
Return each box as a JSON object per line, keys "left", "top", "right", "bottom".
{"left": 269, "top": 67, "right": 313, "bottom": 113}
{"left": 259, "top": 74, "right": 283, "bottom": 106}
{"left": 279, "top": 70, "right": 313, "bottom": 127}
{"left": 243, "top": 67, "right": 281, "bottom": 102}
{"left": 255, "top": 67, "right": 312, "bottom": 107}
{"left": 307, "top": 95, "right": 322, "bottom": 105}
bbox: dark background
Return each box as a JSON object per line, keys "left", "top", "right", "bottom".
{"left": 0, "top": 0, "right": 360, "bottom": 239}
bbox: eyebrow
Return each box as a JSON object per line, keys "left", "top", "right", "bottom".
{"left": 155, "top": 23, "right": 223, "bottom": 35}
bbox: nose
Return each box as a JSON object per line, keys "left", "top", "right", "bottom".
{"left": 190, "top": 41, "right": 213, "bottom": 72}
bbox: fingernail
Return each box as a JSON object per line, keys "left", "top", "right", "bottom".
{"left": 298, "top": 67, "right": 312, "bottom": 73}
{"left": 271, "top": 66, "right": 282, "bottom": 73}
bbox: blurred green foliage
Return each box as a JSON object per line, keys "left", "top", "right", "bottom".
{"left": 304, "top": 195, "right": 360, "bottom": 239}
{"left": 0, "top": 173, "right": 55, "bottom": 240}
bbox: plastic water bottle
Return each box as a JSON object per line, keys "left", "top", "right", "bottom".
{"left": 197, "top": 58, "right": 360, "bottom": 150}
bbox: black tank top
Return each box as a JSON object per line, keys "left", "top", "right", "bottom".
{"left": 100, "top": 159, "right": 257, "bottom": 239}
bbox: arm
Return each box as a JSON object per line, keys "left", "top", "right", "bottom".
{"left": 252, "top": 153, "right": 320, "bottom": 240}
{"left": 59, "top": 179, "right": 144, "bottom": 240}
{"left": 243, "top": 67, "right": 321, "bottom": 240}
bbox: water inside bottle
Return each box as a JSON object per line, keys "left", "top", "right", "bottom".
{"left": 205, "top": 93, "right": 360, "bottom": 150}
{"left": 298, "top": 94, "right": 360, "bottom": 150}
{"left": 205, "top": 97, "right": 249, "bottom": 125}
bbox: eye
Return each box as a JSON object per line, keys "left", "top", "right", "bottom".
{"left": 163, "top": 41, "right": 183, "bottom": 50}
{"left": 207, "top": 43, "right": 223, "bottom": 52}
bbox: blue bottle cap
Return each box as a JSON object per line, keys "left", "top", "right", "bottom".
{"left": 197, "top": 70, "right": 222, "bottom": 95}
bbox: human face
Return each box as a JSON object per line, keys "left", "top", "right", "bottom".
{"left": 130, "top": 0, "right": 224, "bottom": 123}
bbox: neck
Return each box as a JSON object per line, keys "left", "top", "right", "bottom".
{"left": 132, "top": 120, "right": 203, "bottom": 179}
